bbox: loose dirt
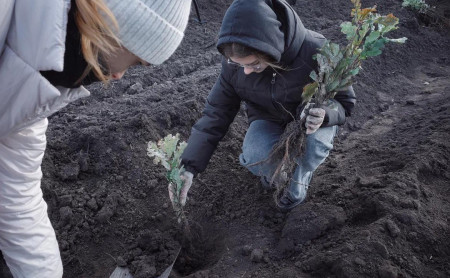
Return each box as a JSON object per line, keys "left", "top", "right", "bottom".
{"left": 1, "top": 0, "right": 448, "bottom": 277}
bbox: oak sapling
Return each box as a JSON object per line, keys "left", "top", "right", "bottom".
{"left": 402, "top": 0, "right": 429, "bottom": 14}
{"left": 148, "top": 135, "right": 219, "bottom": 270}
{"left": 402, "top": 0, "right": 449, "bottom": 27}
{"left": 147, "top": 134, "right": 189, "bottom": 227}
{"left": 266, "top": 0, "right": 407, "bottom": 204}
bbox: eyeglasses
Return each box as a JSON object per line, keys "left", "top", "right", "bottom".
{"left": 227, "top": 58, "right": 262, "bottom": 71}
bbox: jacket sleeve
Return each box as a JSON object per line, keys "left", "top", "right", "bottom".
{"left": 321, "top": 85, "right": 356, "bottom": 127}
{"left": 0, "top": 0, "right": 14, "bottom": 57}
{"left": 181, "top": 61, "right": 241, "bottom": 176}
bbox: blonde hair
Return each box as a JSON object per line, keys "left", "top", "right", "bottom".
{"left": 74, "top": 0, "right": 122, "bottom": 83}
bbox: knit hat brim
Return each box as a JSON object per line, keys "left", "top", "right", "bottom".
{"left": 105, "top": 0, "right": 191, "bottom": 65}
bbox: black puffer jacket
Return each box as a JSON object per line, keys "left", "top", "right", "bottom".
{"left": 182, "top": 0, "right": 356, "bottom": 176}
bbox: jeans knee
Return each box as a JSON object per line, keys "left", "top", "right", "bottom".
{"left": 307, "top": 127, "right": 336, "bottom": 153}
{"left": 239, "top": 150, "right": 273, "bottom": 177}
{"left": 239, "top": 152, "right": 259, "bottom": 174}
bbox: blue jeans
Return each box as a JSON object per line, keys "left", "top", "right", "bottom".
{"left": 239, "top": 120, "right": 338, "bottom": 201}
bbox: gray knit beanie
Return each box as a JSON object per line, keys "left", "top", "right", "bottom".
{"left": 105, "top": 0, "right": 192, "bottom": 65}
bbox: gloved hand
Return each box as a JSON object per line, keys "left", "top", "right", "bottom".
{"left": 305, "top": 107, "right": 326, "bottom": 134}
{"left": 168, "top": 171, "right": 194, "bottom": 206}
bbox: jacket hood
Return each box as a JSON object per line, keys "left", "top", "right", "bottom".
{"left": 217, "top": 0, "right": 307, "bottom": 66}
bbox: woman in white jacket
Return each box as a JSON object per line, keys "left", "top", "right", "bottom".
{"left": 0, "top": 0, "right": 191, "bottom": 277}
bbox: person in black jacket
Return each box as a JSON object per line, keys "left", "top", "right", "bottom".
{"left": 172, "top": 0, "right": 356, "bottom": 211}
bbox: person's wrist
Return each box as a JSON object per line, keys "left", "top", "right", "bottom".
{"left": 183, "top": 165, "right": 198, "bottom": 177}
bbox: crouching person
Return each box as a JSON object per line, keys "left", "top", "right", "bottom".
{"left": 171, "top": 0, "right": 356, "bottom": 211}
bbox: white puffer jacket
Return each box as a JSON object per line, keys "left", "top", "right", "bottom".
{"left": 0, "top": 0, "right": 90, "bottom": 140}
{"left": 1, "top": 1, "right": 90, "bottom": 276}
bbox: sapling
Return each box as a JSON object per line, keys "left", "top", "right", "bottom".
{"left": 402, "top": 0, "right": 429, "bottom": 14}
{"left": 266, "top": 0, "right": 407, "bottom": 203}
{"left": 147, "top": 134, "right": 189, "bottom": 228}
{"left": 148, "top": 135, "right": 209, "bottom": 266}
{"left": 402, "top": 0, "right": 449, "bottom": 27}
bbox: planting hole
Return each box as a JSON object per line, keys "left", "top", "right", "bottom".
{"left": 173, "top": 222, "right": 226, "bottom": 276}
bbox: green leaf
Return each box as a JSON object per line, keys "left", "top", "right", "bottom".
{"left": 147, "top": 134, "right": 188, "bottom": 190}
{"left": 349, "top": 67, "right": 360, "bottom": 76}
{"left": 326, "top": 79, "right": 340, "bottom": 93}
{"left": 330, "top": 43, "right": 340, "bottom": 57}
{"left": 316, "top": 54, "right": 332, "bottom": 74}
{"left": 321, "top": 43, "right": 334, "bottom": 60}
{"left": 358, "top": 24, "right": 370, "bottom": 41}
{"left": 341, "top": 21, "right": 357, "bottom": 40}
{"left": 310, "top": 71, "right": 318, "bottom": 81}
{"left": 332, "top": 57, "right": 351, "bottom": 77}
{"left": 362, "top": 48, "right": 381, "bottom": 59}
{"left": 173, "top": 141, "right": 187, "bottom": 162}
{"left": 365, "top": 31, "right": 380, "bottom": 45}
{"left": 362, "top": 37, "right": 387, "bottom": 59}
{"left": 161, "top": 134, "right": 178, "bottom": 159}
{"left": 302, "top": 82, "right": 318, "bottom": 103}
{"left": 339, "top": 75, "right": 353, "bottom": 88}
{"left": 386, "top": 37, "right": 407, "bottom": 43}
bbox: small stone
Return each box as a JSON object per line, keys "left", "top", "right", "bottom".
{"left": 371, "top": 241, "right": 389, "bottom": 259}
{"left": 354, "top": 257, "right": 366, "bottom": 266}
{"left": 396, "top": 212, "right": 417, "bottom": 225}
{"left": 147, "top": 179, "right": 157, "bottom": 189}
{"left": 385, "top": 220, "right": 401, "bottom": 238}
{"left": 59, "top": 195, "right": 73, "bottom": 207}
{"left": 127, "top": 82, "right": 143, "bottom": 95}
{"left": 78, "top": 153, "right": 89, "bottom": 172}
{"left": 378, "top": 264, "right": 398, "bottom": 278}
{"left": 59, "top": 207, "right": 73, "bottom": 225}
{"left": 361, "top": 230, "right": 371, "bottom": 238}
{"left": 60, "top": 240, "right": 69, "bottom": 251}
{"left": 407, "top": 189, "right": 420, "bottom": 198}
{"left": 87, "top": 198, "right": 98, "bottom": 211}
{"left": 133, "top": 248, "right": 143, "bottom": 257}
{"left": 250, "top": 249, "right": 264, "bottom": 263}
{"left": 342, "top": 243, "right": 355, "bottom": 253}
{"left": 412, "top": 200, "right": 420, "bottom": 210}
{"left": 406, "top": 100, "right": 415, "bottom": 105}
{"left": 58, "top": 163, "right": 80, "bottom": 181}
{"left": 408, "top": 231, "right": 418, "bottom": 240}
{"left": 241, "top": 245, "right": 252, "bottom": 256}
{"left": 116, "top": 256, "right": 127, "bottom": 267}
{"left": 135, "top": 265, "right": 156, "bottom": 278}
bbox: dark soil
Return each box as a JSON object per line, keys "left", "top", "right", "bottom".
{"left": 2, "top": 0, "right": 449, "bottom": 277}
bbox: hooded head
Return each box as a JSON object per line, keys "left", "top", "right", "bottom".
{"left": 217, "top": 0, "right": 306, "bottom": 66}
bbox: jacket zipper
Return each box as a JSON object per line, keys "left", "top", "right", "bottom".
{"left": 270, "top": 72, "right": 282, "bottom": 114}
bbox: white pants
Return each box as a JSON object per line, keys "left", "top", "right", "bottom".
{"left": 0, "top": 118, "right": 62, "bottom": 278}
